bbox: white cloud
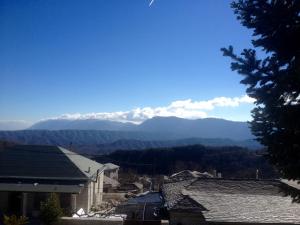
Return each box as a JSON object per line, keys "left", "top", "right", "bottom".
{"left": 0, "top": 120, "right": 33, "bottom": 130}
{"left": 46, "top": 95, "right": 255, "bottom": 124}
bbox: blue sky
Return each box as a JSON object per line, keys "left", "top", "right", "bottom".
{"left": 0, "top": 0, "right": 255, "bottom": 127}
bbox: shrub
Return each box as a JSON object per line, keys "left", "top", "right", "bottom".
{"left": 40, "top": 193, "right": 63, "bottom": 225}
{"left": 3, "top": 215, "right": 28, "bottom": 225}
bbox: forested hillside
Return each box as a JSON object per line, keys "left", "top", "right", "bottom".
{"left": 29, "top": 117, "right": 254, "bottom": 141}
{"left": 0, "top": 130, "right": 261, "bottom": 153}
{"left": 94, "top": 145, "right": 277, "bottom": 179}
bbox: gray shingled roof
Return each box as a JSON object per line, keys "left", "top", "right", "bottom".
{"left": 104, "top": 163, "right": 119, "bottom": 171}
{"left": 0, "top": 145, "right": 104, "bottom": 181}
{"left": 163, "top": 178, "right": 300, "bottom": 224}
{"left": 60, "top": 147, "right": 104, "bottom": 179}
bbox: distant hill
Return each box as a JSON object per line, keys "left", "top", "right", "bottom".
{"left": 96, "top": 138, "right": 261, "bottom": 152}
{"left": 0, "top": 130, "right": 261, "bottom": 154}
{"left": 0, "top": 117, "right": 260, "bottom": 153}
{"left": 135, "top": 117, "right": 253, "bottom": 140}
{"left": 30, "top": 119, "right": 135, "bottom": 131}
{"left": 94, "top": 145, "right": 277, "bottom": 179}
{"left": 0, "top": 130, "right": 168, "bottom": 153}
{"left": 29, "top": 116, "right": 254, "bottom": 140}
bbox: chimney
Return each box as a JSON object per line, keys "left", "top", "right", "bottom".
{"left": 217, "top": 172, "right": 222, "bottom": 178}
{"left": 256, "top": 169, "right": 259, "bottom": 179}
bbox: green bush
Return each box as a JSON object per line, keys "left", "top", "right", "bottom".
{"left": 3, "top": 215, "right": 28, "bottom": 225}
{"left": 40, "top": 193, "right": 63, "bottom": 225}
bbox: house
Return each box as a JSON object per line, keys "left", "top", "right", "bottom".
{"left": 103, "top": 175, "right": 120, "bottom": 193}
{"left": 104, "top": 163, "right": 119, "bottom": 180}
{"left": 167, "top": 170, "right": 213, "bottom": 182}
{"left": 115, "top": 192, "right": 163, "bottom": 220}
{"left": 0, "top": 144, "right": 105, "bottom": 217}
{"left": 103, "top": 163, "right": 120, "bottom": 193}
{"left": 118, "top": 182, "right": 144, "bottom": 194}
{"left": 162, "top": 178, "right": 300, "bottom": 225}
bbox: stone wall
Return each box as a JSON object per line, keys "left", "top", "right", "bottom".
{"left": 103, "top": 192, "right": 127, "bottom": 202}
{"left": 56, "top": 217, "right": 169, "bottom": 225}
{"left": 56, "top": 217, "right": 123, "bottom": 225}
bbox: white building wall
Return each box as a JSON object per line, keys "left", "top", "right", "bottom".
{"left": 91, "top": 171, "right": 104, "bottom": 206}
{"left": 76, "top": 183, "right": 90, "bottom": 213}
{"left": 104, "top": 168, "right": 119, "bottom": 180}
{"left": 95, "top": 172, "right": 104, "bottom": 204}
{"left": 0, "top": 172, "right": 104, "bottom": 215}
{"left": 75, "top": 171, "right": 104, "bottom": 213}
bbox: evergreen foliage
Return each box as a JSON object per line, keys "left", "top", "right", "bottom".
{"left": 95, "top": 145, "right": 277, "bottom": 179}
{"left": 221, "top": 0, "right": 300, "bottom": 180}
{"left": 40, "top": 193, "right": 63, "bottom": 225}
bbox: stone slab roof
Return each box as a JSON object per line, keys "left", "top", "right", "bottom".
{"left": 162, "top": 179, "right": 195, "bottom": 210}
{"left": 169, "top": 170, "right": 213, "bottom": 182}
{"left": 163, "top": 178, "right": 300, "bottom": 224}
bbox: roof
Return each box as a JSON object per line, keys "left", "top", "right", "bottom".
{"left": 104, "top": 175, "right": 120, "bottom": 188}
{"left": 163, "top": 178, "right": 300, "bottom": 224}
{"left": 60, "top": 147, "right": 104, "bottom": 179}
{"left": 116, "top": 193, "right": 163, "bottom": 220}
{"left": 118, "top": 182, "right": 143, "bottom": 192}
{"left": 281, "top": 179, "right": 300, "bottom": 190}
{"left": 127, "top": 192, "right": 162, "bottom": 204}
{"left": 0, "top": 144, "right": 104, "bottom": 182}
{"left": 163, "top": 179, "right": 195, "bottom": 210}
{"left": 104, "top": 163, "right": 119, "bottom": 171}
{"left": 169, "top": 170, "right": 213, "bottom": 182}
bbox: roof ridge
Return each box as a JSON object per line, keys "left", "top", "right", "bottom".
{"left": 59, "top": 147, "right": 104, "bottom": 179}
{"left": 57, "top": 147, "right": 88, "bottom": 178}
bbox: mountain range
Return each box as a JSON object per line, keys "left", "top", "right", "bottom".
{"left": 0, "top": 117, "right": 261, "bottom": 152}
{"left": 30, "top": 116, "right": 253, "bottom": 140}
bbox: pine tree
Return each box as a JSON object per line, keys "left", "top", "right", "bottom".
{"left": 40, "top": 193, "right": 63, "bottom": 225}
{"left": 221, "top": 0, "right": 300, "bottom": 180}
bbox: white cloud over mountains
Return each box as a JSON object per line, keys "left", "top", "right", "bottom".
{"left": 49, "top": 95, "right": 255, "bottom": 123}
